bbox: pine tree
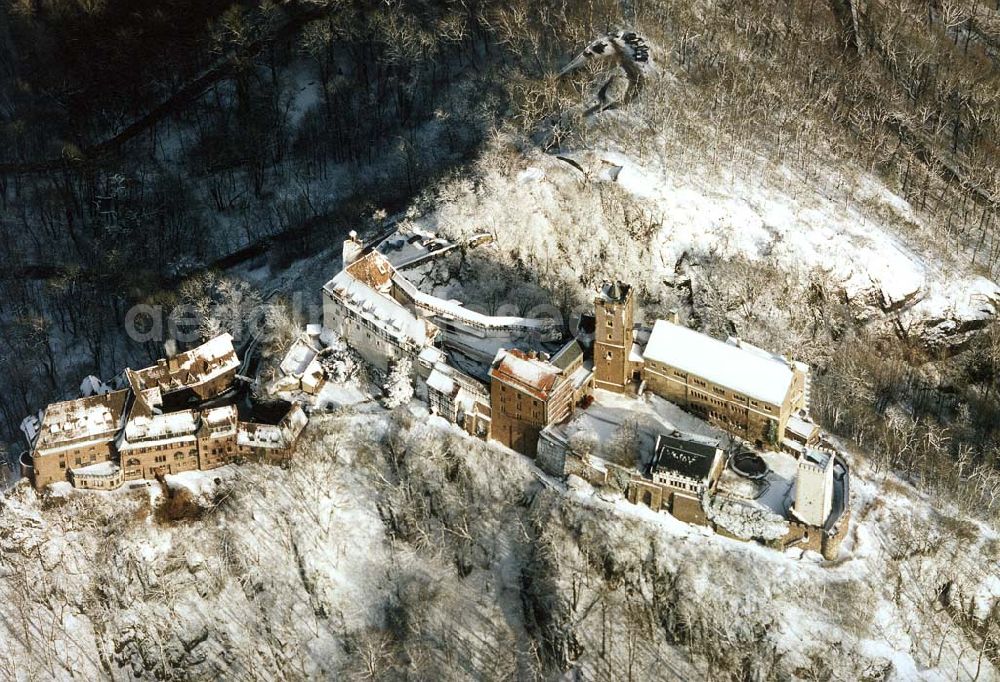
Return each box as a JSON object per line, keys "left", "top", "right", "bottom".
{"left": 382, "top": 358, "right": 414, "bottom": 409}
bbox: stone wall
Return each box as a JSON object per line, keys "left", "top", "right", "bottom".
{"left": 32, "top": 441, "right": 115, "bottom": 488}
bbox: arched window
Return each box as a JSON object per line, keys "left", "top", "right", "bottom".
{"left": 126, "top": 458, "right": 140, "bottom": 466}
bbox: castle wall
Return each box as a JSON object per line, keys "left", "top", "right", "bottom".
{"left": 642, "top": 360, "right": 785, "bottom": 446}
{"left": 70, "top": 467, "right": 124, "bottom": 491}
{"left": 672, "top": 492, "right": 710, "bottom": 526}
{"left": 32, "top": 441, "right": 115, "bottom": 489}
{"left": 198, "top": 432, "right": 238, "bottom": 470}
{"left": 537, "top": 430, "right": 569, "bottom": 477}
{"left": 121, "top": 439, "right": 199, "bottom": 481}
{"left": 323, "top": 291, "right": 403, "bottom": 373}
{"left": 627, "top": 479, "right": 666, "bottom": 512}
{"left": 189, "top": 371, "right": 237, "bottom": 401}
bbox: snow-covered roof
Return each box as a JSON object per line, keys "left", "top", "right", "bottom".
{"left": 205, "top": 404, "right": 237, "bottom": 425}
{"left": 238, "top": 423, "right": 284, "bottom": 448}
{"left": 132, "top": 334, "right": 239, "bottom": 395}
{"left": 202, "top": 405, "right": 238, "bottom": 437}
{"left": 71, "top": 461, "right": 120, "bottom": 477}
{"left": 20, "top": 415, "right": 40, "bottom": 446}
{"left": 417, "top": 346, "right": 447, "bottom": 367}
{"left": 80, "top": 375, "right": 110, "bottom": 397}
{"left": 121, "top": 409, "right": 198, "bottom": 446}
{"left": 34, "top": 390, "right": 129, "bottom": 455}
{"left": 803, "top": 447, "right": 833, "bottom": 470}
{"left": 237, "top": 405, "right": 307, "bottom": 450}
{"left": 141, "top": 387, "right": 163, "bottom": 409}
{"left": 283, "top": 405, "right": 308, "bottom": 441}
{"left": 394, "top": 272, "right": 558, "bottom": 333}
{"left": 551, "top": 339, "right": 584, "bottom": 371}
{"left": 344, "top": 251, "right": 394, "bottom": 288}
{"left": 489, "top": 349, "right": 563, "bottom": 400}
{"left": 629, "top": 341, "right": 644, "bottom": 363}
{"left": 325, "top": 268, "right": 432, "bottom": 347}
{"left": 427, "top": 367, "right": 457, "bottom": 396}
{"left": 596, "top": 281, "right": 632, "bottom": 304}
{"left": 279, "top": 337, "right": 319, "bottom": 377}
{"left": 642, "top": 321, "right": 794, "bottom": 405}
{"left": 786, "top": 415, "right": 819, "bottom": 440}
{"left": 333, "top": 250, "right": 557, "bottom": 338}
{"left": 569, "top": 366, "right": 593, "bottom": 390}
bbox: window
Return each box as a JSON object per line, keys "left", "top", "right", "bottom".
{"left": 607, "top": 319, "right": 613, "bottom": 327}
{"left": 605, "top": 351, "right": 612, "bottom": 360}
{"left": 59, "top": 462, "right": 65, "bottom": 469}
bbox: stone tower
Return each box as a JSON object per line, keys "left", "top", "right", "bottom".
{"left": 593, "top": 281, "right": 634, "bottom": 393}
{"left": 793, "top": 448, "right": 834, "bottom": 527}
{"left": 342, "top": 230, "right": 364, "bottom": 269}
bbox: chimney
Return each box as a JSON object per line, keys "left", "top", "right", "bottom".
{"left": 164, "top": 338, "right": 177, "bottom": 359}
{"left": 668, "top": 309, "right": 679, "bottom": 324}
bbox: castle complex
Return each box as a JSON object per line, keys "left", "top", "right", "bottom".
{"left": 14, "top": 228, "right": 848, "bottom": 558}
{"left": 20, "top": 334, "right": 307, "bottom": 491}
{"left": 324, "top": 233, "right": 850, "bottom": 559}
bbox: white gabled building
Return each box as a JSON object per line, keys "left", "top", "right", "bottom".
{"left": 322, "top": 252, "right": 439, "bottom": 373}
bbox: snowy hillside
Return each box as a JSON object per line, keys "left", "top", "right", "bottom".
{"left": 430, "top": 144, "right": 999, "bottom": 349}
{"left": 1, "top": 404, "right": 997, "bottom": 680}
{"left": 2, "top": 1, "right": 999, "bottom": 679}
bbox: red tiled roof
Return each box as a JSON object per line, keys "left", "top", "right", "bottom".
{"left": 489, "top": 349, "right": 562, "bottom": 401}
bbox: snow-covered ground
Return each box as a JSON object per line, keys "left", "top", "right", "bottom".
{"left": 438, "top": 146, "right": 999, "bottom": 347}
{"left": 595, "top": 148, "right": 996, "bottom": 327}
{"left": 2, "top": 366, "right": 997, "bottom": 680}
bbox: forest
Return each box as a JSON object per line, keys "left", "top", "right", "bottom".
{"left": 1, "top": 0, "right": 1000, "bottom": 675}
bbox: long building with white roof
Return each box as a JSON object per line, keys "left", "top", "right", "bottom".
{"left": 640, "top": 320, "right": 809, "bottom": 448}
{"left": 322, "top": 252, "right": 438, "bottom": 372}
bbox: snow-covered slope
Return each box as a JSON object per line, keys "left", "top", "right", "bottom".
{"left": 1, "top": 405, "right": 996, "bottom": 680}
{"left": 439, "top": 143, "right": 1000, "bottom": 343}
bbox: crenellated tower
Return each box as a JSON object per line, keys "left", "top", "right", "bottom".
{"left": 593, "top": 281, "right": 634, "bottom": 393}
